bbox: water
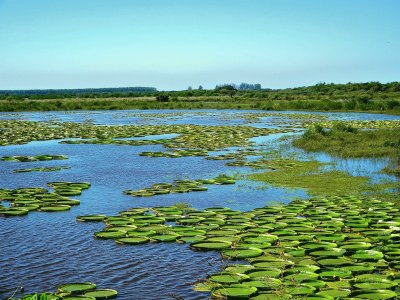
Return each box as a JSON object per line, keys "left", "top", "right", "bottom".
{"left": 0, "top": 110, "right": 399, "bottom": 299}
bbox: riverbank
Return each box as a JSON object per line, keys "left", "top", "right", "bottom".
{"left": 1, "top": 96, "right": 400, "bottom": 114}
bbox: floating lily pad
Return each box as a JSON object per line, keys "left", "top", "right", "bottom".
{"left": 222, "top": 247, "right": 263, "bottom": 259}
{"left": 190, "top": 241, "right": 232, "bottom": 250}
{"left": 116, "top": 237, "right": 149, "bottom": 245}
{"left": 84, "top": 289, "right": 118, "bottom": 299}
{"left": 58, "top": 282, "right": 97, "bottom": 294}
{"left": 212, "top": 284, "right": 257, "bottom": 299}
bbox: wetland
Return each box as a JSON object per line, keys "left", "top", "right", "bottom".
{"left": 1, "top": 110, "right": 399, "bottom": 299}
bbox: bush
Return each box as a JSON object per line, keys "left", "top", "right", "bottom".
{"left": 156, "top": 94, "right": 169, "bottom": 102}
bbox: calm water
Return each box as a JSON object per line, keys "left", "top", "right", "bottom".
{"left": 0, "top": 110, "right": 399, "bottom": 299}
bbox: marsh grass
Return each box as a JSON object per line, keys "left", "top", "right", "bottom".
{"left": 293, "top": 124, "right": 400, "bottom": 179}
{"left": 248, "top": 159, "right": 372, "bottom": 196}
{"left": 1, "top": 97, "right": 400, "bottom": 113}
{"left": 293, "top": 125, "right": 400, "bottom": 158}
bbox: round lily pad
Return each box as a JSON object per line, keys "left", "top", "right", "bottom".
{"left": 351, "top": 250, "right": 384, "bottom": 261}
{"left": 84, "top": 289, "right": 118, "bottom": 299}
{"left": 351, "top": 289, "right": 397, "bottom": 299}
{"left": 62, "top": 296, "right": 96, "bottom": 300}
{"left": 212, "top": 284, "right": 257, "bottom": 299}
{"left": 116, "top": 237, "right": 149, "bottom": 245}
{"left": 150, "top": 234, "right": 178, "bottom": 242}
{"left": 94, "top": 231, "right": 126, "bottom": 239}
{"left": 223, "top": 247, "right": 263, "bottom": 259}
{"left": 190, "top": 241, "right": 231, "bottom": 250}
{"left": 39, "top": 205, "right": 71, "bottom": 212}
{"left": 208, "top": 273, "right": 249, "bottom": 284}
{"left": 77, "top": 215, "right": 107, "bottom": 222}
{"left": 58, "top": 282, "right": 96, "bottom": 294}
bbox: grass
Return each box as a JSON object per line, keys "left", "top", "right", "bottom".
{"left": 293, "top": 124, "right": 400, "bottom": 157}
{"left": 1, "top": 96, "right": 400, "bottom": 114}
{"left": 293, "top": 123, "right": 400, "bottom": 176}
{"left": 248, "top": 159, "right": 372, "bottom": 196}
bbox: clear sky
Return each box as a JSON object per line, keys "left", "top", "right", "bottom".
{"left": 0, "top": 0, "right": 399, "bottom": 90}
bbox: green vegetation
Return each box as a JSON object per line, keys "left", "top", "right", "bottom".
{"left": 2, "top": 155, "right": 68, "bottom": 162}
{"left": 123, "top": 175, "right": 235, "bottom": 197}
{"left": 78, "top": 195, "right": 400, "bottom": 299}
{"left": 248, "top": 159, "right": 373, "bottom": 196}
{"left": 13, "top": 166, "right": 70, "bottom": 173}
{"left": 1, "top": 82, "right": 400, "bottom": 113}
{"left": 8, "top": 282, "right": 117, "bottom": 300}
{"left": 0, "top": 120, "right": 279, "bottom": 150}
{"left": 294, "top": 124, "right": 400, "bottom": 157}
{"left": 0, "top": 182, "right": 90, "bottom": 217}
{"left": 293, "top": 123, "right": 400, "bottom": 176}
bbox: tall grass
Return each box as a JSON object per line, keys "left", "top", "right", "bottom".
{"left": 1, "top": 97, "right": 400, "bottom": 113}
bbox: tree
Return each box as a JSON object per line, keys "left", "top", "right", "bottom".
{"left": 215, "top": 85, "right": 237, "bottom": 98}
{"left": 198, "top": 85, "right": 203, "bottom": 90}
{"left": 188, "top": 86, "right": 193, "bottom": 91}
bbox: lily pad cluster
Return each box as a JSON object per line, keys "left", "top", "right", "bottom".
{"left": 139, "top": 149, "right": 208, "bottom": 158}
{"left": 0, "top": 182, "right": 90, "bottom": 217}
{"left": 206, "top": 149, "right": 259, "bottom": 161}
{"left": 79, "top": 195, "right": 400, "bottom": 299}
{"left": 123, "top": 175, "right": 235, "bottom": 197}
{"left": 226, "top": 158, "right": 301, "bottom": 170}
{"left": 14, "top": 166, "right": 71, "bottom": 173}
{"left": 1, "top": 155, "right": 68, "bottom": 162}
{"left": 0, "top": 120, "right": 279, "bottom": 152}
{"left": 313, "top": 120, "right": 400, "bottom": 129}
{"left": 11, "top": 282, "right": 117, "bottom": 300}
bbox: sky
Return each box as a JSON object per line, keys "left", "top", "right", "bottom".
{"left": 0, "top": 0, "right": 399, "bottom": 90}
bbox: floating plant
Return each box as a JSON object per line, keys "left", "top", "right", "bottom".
{"left": 0, "top": 182, "right": 90, "bottom": 217}
{"left": 8, "top": 282, "right": 117, "bottom": 300}
{"left": 123, "top": 175, "right": 235, "bottom": 198}
{"left": 78, "top": 195, "right": 400, "bottom": 299}
{"left": 13, "top": 166, "right": 71, "bottom": 173}
{"left": 1, "top": 155, "right": 68, "bottom": 162}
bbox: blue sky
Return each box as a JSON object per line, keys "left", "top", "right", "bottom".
{"left": 0, "top": 0, "right": 399, "bottom": 90}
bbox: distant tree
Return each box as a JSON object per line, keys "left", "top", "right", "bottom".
{"left": 215, "top": 85, "right": 237, "bottom": 98}
{"left": 156, "top": 94, "right": 169, "bottom": 102}
{"left": 198, "top": 85, "right": 203, "bottom": 90}
{"left": 188, "top": 86, "right": 193, "bottom": 91}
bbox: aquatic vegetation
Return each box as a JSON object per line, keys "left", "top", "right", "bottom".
{"left": 247, "top": 158, "right": 384, "bottom": 197}
{"left": 294, "top": 124, "right": 400, "bottom": 158}
{"left": 294, "top": 123, "right": 400, "bottom": 181}
{"left": 123, "top": 175, "right": 235, "bottom": 197}
{"left": 79, "top": 195, "right": 400, "bottom": 299}
{"left": 139, "top": 149, "right": 208, "bottom": 158}
{"left": 206, "top": 149, "right": 260, "bottom": 161}
{"left": 312, "top": 120, "right": 400, "bottom": 129}
{"left": 13, "top": 166, "right": 71, "bottom": 173}
{"left": 0, "top": 182, "right": 90, "bottom": 217}
{"left": 1, "top": 155, "right": 68, "bottom": 162}
{"left": 9, "top": 282, "right": 117, "bottom": 300}
{"left": 0, "top": 120, "right": 281, "bottom": 152}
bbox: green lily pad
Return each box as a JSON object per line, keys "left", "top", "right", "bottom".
{"left": 83, "top": 289, "right": 118, "bottom": 299}
{"left": 190, "top": 241, "right": 232, "bottom": 250}
{"left": 212, "top": 284, "right": 257, "bottom": 299}
{"left": 58, "top": 282, "right": 96, "bottom": 294}
{"left": 116, "top": 237, "right": 149, "bottom": 245}
{"left": 351, "top": 289, "right": 397, "bottom": 299}
{"left": 351, "top": 250, "right": 384, "bottom": 261}
{"left": 94, "top": 231, "right": 126, "bottom": 239}
{"left": 208, "top": 273, "right": 249, "bottom": 284}
{"left": 223, "top": 247, "right": 263, "bottom": 259}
